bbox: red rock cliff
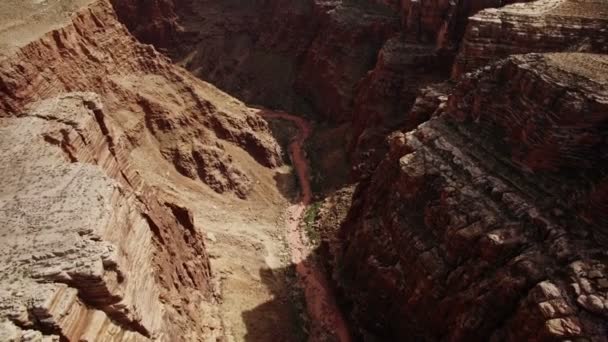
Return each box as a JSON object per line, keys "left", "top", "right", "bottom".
{"left": 337, "top": 53, "right": 608, "bottom": 341}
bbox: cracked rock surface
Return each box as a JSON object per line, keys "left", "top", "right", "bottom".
{"left": 337, "top": 53, "right": 608, "bottom": 341}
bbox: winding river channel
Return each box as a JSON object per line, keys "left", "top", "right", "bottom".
{"left": 260, "top": 111, "right": 351, "bottom": 342}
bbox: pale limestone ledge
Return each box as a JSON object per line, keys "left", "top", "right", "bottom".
{"left": 0, "top": 94, "right": 166, "bottom": 341}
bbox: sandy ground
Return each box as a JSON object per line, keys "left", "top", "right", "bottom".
{"left": 0, "top": 0, "right": 95, "bottom": 55}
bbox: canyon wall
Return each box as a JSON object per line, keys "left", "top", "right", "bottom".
{"left": 0, "top": 0, "right": 281, "bottom": 197}
{"left": 111, "top": 0, "right": 540, "bottom": 178}
{"left": 113, "top": 0, "right": 401, "bottom": 122}
{"left": 106, "top": 3, "right": 608, "bottom": 341}
{"left": 336, "top": 51, "right": 608, "bottom": 340}
{"left": 2, "top": 0, "right": 607, "bottom": 340}
{"left": 112, "top": 0, "right": 533, "bottom": 121}
{"left": 0, "top": 0, "right": 284, "bottom": 340}
{"left": 0, "top": 93, "right": 214, "bottom": 341}
{"left": 333, "top": 0, "right": 608, "bottom": 340}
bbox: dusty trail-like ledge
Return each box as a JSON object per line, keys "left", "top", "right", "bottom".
{"left": 260, "top": 111, "right": 351, "bottom": 342}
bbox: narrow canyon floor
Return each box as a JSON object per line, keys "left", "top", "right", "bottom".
{"left": 137, "top": 111, "right": 348, "bottom": 341}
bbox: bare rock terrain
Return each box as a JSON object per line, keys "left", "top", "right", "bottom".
{"left": 0, "top": 1, "right": 289, "bottom": 341}
{"left": 1, "top": 0, "right": 607, "bottom": 341}
{"left": 337, "top": 52, "right": 608, "bottom": 340}
{"left": 0, "top": 93, "right": 215, "bottom": 340}
{"left": 453, "top": 0, "right": 608, "bottom": 76}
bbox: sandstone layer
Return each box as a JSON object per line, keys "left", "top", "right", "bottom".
{"left": 400, "top": 0, "right": 532, "bottom": 49}
{"left": 352, "top": 0, "right": 608, "bottom": 178}
{"left": 113, "top": 0, "right": 400, "bottom": 123}
{"left": 110, "top": 0, "right": 547, "bottom": 173}
{"left": 337, "top": 53, "right": 608, "bottom": 340}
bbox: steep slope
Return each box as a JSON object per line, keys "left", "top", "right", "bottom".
{"left": 348, "top": 0, "right": 535, "bottom": 176}
{"left": 353, "top": 0, "right": 608, "bottom": 176}
{"left": 111, "top": 0, "right": 549, "bottom": 179}
{"left": 112, "top": 0, "right": 400, "bottom": 122}
{"left": 0, "top": 93, "right": 215, "bottom": 341}
{"left": 0, "top": 0, "right": 281, "bottom": 198}
{"left": 0, "top": 0, "right": 289, "bottom": 340}
{"left": 337, "top": 53, "right": 608, "bottom": 340}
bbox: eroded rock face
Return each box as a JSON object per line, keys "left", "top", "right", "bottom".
{"left": 453, "top": 0, "right": 608, "bottom": 77}
{"left": 0, "top": 0, "right": 281, "bottom": 198}
{"left": 337, "top": 53, "right": 608, "bottom": 340}
{"left": 348, "top": 38, "right": 447, "bottom": 178}
{"left": 112, "top": 0, "right": 401, "bottom": 121}
{"left": 294, "top": 2, "right": 400, "bottom": 121}
{"left": 0, "top": 0, "right": 286, "bottom": 340}
{"left": 111, "top": 0, "right": 554, "bottom": 177}
{"left": 0, "top": 94, "right": 214, "bottom": 341}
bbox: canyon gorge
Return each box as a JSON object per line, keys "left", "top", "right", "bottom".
{"left": 0, "top": 0, "right": 606, "bottom": 341}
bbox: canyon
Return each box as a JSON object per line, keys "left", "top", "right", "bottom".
{"left": 0, "top": 0, "right": 606, "bottom": 341}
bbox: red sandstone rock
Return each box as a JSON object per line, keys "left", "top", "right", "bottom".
{"left": 348, "top": 37, "right": 446, "bottom": 178}
{"left": 294, "top": 2, "right": 400, "bottom": 121}
{"left": 401, "top": 0, "right": 532, "bottom": 49}
{"left": 112, "top": 0, "right": 401, "bottom": 122}
{"left": 337, "top": 53, "right": 608, "bottom": 341}
{"left": 453, "top": 0, "right": 608, "bottom": 77}
{"left": 0, "top": 94, "right": 215, "bottom": 340}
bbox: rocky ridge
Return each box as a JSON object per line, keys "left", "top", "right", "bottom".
{"left": 329, "top": 0, "right": 608, "bottom": 339}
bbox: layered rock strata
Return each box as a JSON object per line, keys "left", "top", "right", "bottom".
{"left": 112, "top": 0, "right": 564, "bottom": 180}
{"left": 0, "top": 0, "right": 285, "bottom": 340}
{"left": 337, "top": 53, "right": 608, "bottom": 340}
{"left": 293, "top": 2, "right": 400, "bottom": 122}
{"left": 112, "top": 0, "right": 401, "bottom": 121}
{"left": 349, "top": 38, "right": 446, "bottom": 178}
{"left": 0, "top": 94, "right": 213, "bottom": 341}
{"left": 0, "top": 0, "right": 281, "bottom": 198}
{"left": 453, "top": 0, "right": 608, "bottom": 77}
{"left": 400, "top": 0, "right": 531, "bottom": 48}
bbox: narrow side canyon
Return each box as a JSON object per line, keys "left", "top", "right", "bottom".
{"left": 0, "top": 0, "right": 607, "bottom": 341}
